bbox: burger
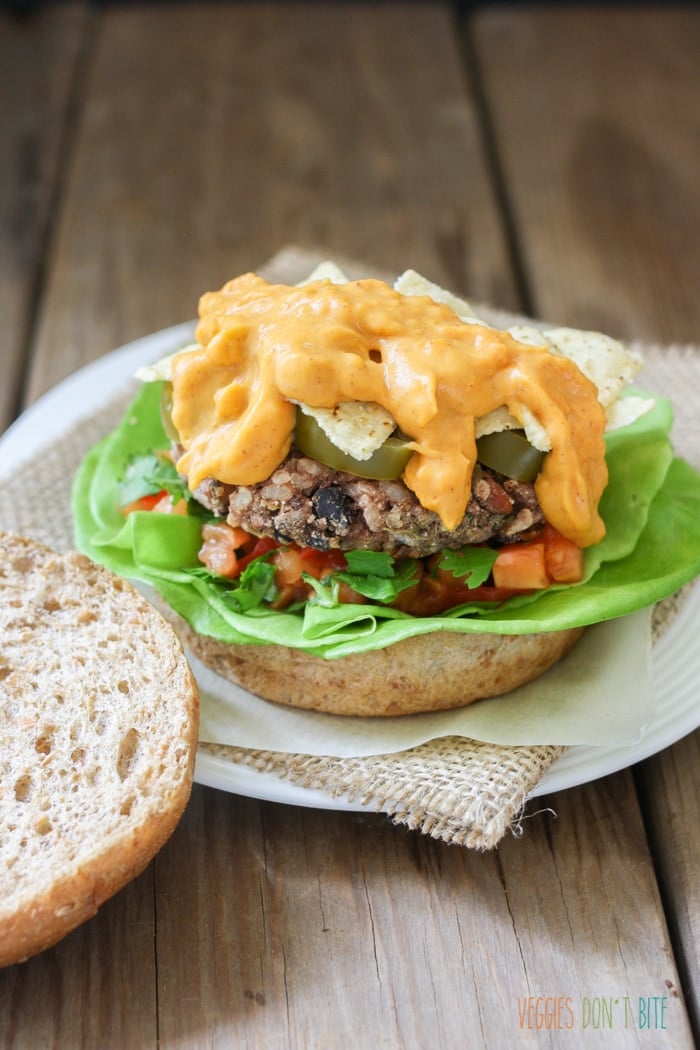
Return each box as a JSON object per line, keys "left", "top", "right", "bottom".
{"left": 73, "top": 263, "right": 700, "bottom": 716}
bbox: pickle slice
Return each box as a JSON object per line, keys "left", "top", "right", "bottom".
{"left": 295, "top": 409, "right": 412, "bottom": 480}
{"left": 160, "top": 381, "right": 180, "bottom": 442}
{"left": 475, "top": 430, "right": 545, "bottom": 482}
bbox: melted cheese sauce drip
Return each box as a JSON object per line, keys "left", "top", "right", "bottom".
{"left": 172, "top": 274, "right": 608, "bottom": 546}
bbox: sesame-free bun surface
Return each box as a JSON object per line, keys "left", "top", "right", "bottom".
{"left": 175, "top": 616, "right": 583, "bottom": 717}
{"left": 0, "top": 533, "right": 199, "bottom": 967}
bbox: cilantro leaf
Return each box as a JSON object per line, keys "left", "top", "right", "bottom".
{"left": 438, "top": 547, "right": 497, "bottom": 588}
{"left": 119, "top": 451, "right": 190, "bottom": 504}
{"left": 188, "top": 551, "right": 279, "bottom": 613}
{"left": 304, "top": 550, "right": 418, "bottom": 607}
{"left": 223, "top": 558, "right": 278, "bottom": 612}
{"left": 343, "top": 550, "right": 396, "bottom": 578}
{"left": 338, "top": 557, "right": 417, "bottom": 602}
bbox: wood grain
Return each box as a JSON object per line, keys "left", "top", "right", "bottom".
{"left": 0, "top": 3, "right": 88, "bottom": 428}
{"left": 153, "top": 779, "right": 696, "bottom": 1049}
{"left": 500, "top": 776, "right": 695, "bottom": 1047}
{"left": 474, "top": 6, "right": 700, "bottom": 1039}
{"left": 472, "top": 7, "right": 700, "bottom": 343}
{"left": 0, "top": 874, "right": 158, "bottom": 1050}
{"left": 636, "top": 733, "right": 700, "bottom": 1031}
{"left": 154, "top": 789, "right": 543, "bottom": 1050}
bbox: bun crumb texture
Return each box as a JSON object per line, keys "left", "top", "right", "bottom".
{"left": 0, "top": 533, "right": 199, "bottom": 967}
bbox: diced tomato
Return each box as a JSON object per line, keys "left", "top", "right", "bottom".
{"left": 541, "top": 524, "right": 585, "bottom": 583}
{"left": 271, "top": 545, "right": 348, "bottom": 587}
{"left": 236, "top": 536, "right": 279, "bottom": 573}
{"left": 122, "top": 491, "right": 167, "bottom": 515}
{"left": 268, "top": 546, "right": 364, "bottom": 609}
{"left": 266, "top": 545, "right": 361, "bottom": 608}
{"left": 298, "top": 546, "right": 347, "bottom": 578}
{"left": 152, "top": 493, "right": 188, "bottom": 515}
{"left": 198, "top": 522, "right": 249, "bottom": 578}
{"left": 392, "top": 565, "right": 526, "bottom": 617}
{"left": 335, "top": 580, "right": 367, "bottom": 605}
{"left": 226, "top": 526, "right": 254, "bottom": 548}
{"left": 200, "top": 523, "right": 236, "bottom": 545}
{"left": 393, "top": 523, "right": 586, "bottom": 615}
{"left": 122, "top": 490, "right": 189, "bottom": 516}
{"left": 457, "top": 583, "right": 529, "bottom": 604}
{"left": 489, "top": 526, "right": 584, "bottom": 591}
{"left": 492, "top": 543, "right": 549, "bottom": 590}
{"left": 270, "top": 583, "right": 303, "bottom": 610}
{"left": 271, "top": 547, "right": 306, "bottom": 587}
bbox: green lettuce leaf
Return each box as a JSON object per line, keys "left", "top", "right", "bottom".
{"left": 72, "top": 381, "right": 700, "bottom": 659}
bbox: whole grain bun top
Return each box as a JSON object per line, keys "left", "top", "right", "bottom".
{"left": 0, "top": 533, "right": 199, "bottom": 968}
{"left": 170, "top": 608, "right": 583, "bottom": 717}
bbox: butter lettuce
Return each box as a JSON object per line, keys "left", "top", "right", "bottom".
{"left": 72, "top": 381, "right": 700, "bottom": 658}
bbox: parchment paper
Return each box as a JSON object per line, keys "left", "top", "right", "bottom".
{"left": 195, "top": 609, "right": 654, "bottom": 755}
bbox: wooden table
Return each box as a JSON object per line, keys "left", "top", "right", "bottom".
{"left": 1, "top": 4, "right": 698, "bottom": 1047}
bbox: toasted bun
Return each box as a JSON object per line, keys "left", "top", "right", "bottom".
{"left": 172, "top": 614, "right": 583, "bottom": 717}
{"left": 0, "top": 533, "right": 199, "bottom": 967}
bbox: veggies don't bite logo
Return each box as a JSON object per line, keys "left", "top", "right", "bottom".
{"left": 517, "top": 995, "right": 672, "bottom": 1032}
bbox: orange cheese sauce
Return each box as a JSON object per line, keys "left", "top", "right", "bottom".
{"left": 171, "top": 274, "right": 608, "bottom": 547}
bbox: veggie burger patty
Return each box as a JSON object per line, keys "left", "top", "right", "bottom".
{"left": 193, "top": 452, "right": 545, "bottom": 558}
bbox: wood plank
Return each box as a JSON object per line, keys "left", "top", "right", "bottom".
{"left": 0, "top": 3, "right": 87, "bottom": 429}
{"left": 155, "top": 779, "right": 695, "bottom": 1048}
{"left": 499, "top": 775, "right": 695, "bottom": 1046}
{"left": 153, "top": 789, "right": 548, "bottom": 1049}
{"left": 0, "top": 878, "right": 159, "bottom": 1050}
{"left": 471, "top": 7, "right": 700, "bottom": 343}
{"left": 636, "top": 733, "right": 700, "bottom": 1031}
{"left": 24, "top": 0, "right": 516, "bottom": 405}
{"left": 474, "top": 5, "right": 700, "bottom": 1038}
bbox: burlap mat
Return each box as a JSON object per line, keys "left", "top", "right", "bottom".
{"left": 2, "top": 247, "right": 698, "bottom": 848}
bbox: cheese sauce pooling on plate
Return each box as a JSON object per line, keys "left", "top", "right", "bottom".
{"left": 171, "top": 274, "right": 608, "bottom": 547}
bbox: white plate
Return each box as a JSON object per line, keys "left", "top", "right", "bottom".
{"left": 2, "top": 326, "right": 698, "bottom": 811}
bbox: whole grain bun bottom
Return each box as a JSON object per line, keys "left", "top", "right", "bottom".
{"left": 174, "top": 617, "right": 584, "bottom": 717}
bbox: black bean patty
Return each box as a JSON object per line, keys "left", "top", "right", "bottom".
{"left": 193, "top": 452, "right": 544, "bottom": 558}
